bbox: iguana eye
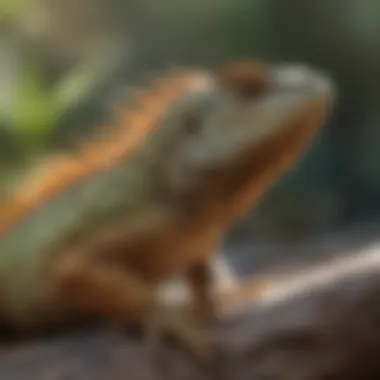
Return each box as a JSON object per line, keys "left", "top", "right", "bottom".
{"left": 184, "top": 114, "right": 201, "bottom": 135}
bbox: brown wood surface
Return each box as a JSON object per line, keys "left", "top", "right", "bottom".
{"left": 1, "top": 223, "right": 380, "bottom": 380}
{"left": 0, "top": 267, "right": 380, "bottom": 379}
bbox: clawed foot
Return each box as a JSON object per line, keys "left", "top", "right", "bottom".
{"left": 143, "top": 303, "right": 221, "bottom": 370}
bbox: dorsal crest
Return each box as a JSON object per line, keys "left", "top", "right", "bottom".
{"left": 0, "top": 69, "right": 206, "bottom": 237}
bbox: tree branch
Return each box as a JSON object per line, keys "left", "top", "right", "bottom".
{"left": 1, "top": 228, "right": 380, "bottom": 380}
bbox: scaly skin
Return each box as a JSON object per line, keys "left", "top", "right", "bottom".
{"left": 0, "top": 60, "right": 335, "bottom": 359}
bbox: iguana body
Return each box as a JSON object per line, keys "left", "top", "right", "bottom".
{"left": 0, "top": 60, "right": 334, "bottom": 356}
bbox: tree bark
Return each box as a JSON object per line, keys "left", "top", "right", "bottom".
{"left": 1, "top": 225, "right": 380, "bottom": 380}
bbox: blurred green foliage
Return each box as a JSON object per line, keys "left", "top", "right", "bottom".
{"left": 9, "top": 58, "right": 107, "bottom": 146}
{"left": 0, "top": 0, "right": 27, "bottom": 22}
{"left": 10, "top": 58, "right": 54, "bottom": 144}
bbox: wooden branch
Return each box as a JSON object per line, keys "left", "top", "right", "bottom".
{"left": 2, "top": 229, "right": 380, "bottom": 380}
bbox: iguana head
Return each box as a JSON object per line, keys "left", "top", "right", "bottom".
{"left": 158, "top": 60, "right": 335, "bottom": 220}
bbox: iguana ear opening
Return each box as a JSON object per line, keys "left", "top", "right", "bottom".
{"left": 217, "top": 60, "right": 272, "bottom": 100}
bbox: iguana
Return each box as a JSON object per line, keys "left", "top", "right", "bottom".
{"left": 0, "top": 60, "right": 335, "bottom": 360}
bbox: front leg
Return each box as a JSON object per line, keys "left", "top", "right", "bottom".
{"left": 185, "top": 261, "right": 217, "bottom": 325}
{"left": 55, "top": 254, "right": 213, "bottom": 360}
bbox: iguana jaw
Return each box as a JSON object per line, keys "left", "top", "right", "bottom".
{"left": 223, "top": 86, "right": 333, "bottom": 221}
{"left": 169, "top": 63, "right": 335, "bottom": 223}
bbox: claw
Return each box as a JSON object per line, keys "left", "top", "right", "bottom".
{"left": 143, "top": 303, "right": 217, "bottom": 364}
